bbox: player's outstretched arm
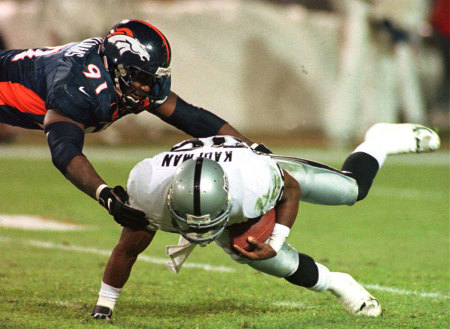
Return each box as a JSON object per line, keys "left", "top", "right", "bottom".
{"left": 151, "top": 92, "right": 270, "bottom": 150}
{"left": 44, "top": 109, "right": 103, "bottom": 198}
{"left": 43, "top": 109, "right": 148, "bottom": 229}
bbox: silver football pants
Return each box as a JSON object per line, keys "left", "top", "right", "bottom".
{"left": 272, "top": 155, "right": 358, "bottom": 206}
{"left": 216, "top": 232, "right": 299, "bottom": 277}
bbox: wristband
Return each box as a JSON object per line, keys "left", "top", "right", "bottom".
{"left": 272, "top": 223, "right": 290, "bottom": 237}
{"left": 96, "top": 184, "right": 109, "bottom": 201}
{"left": 268, "top": 224, "right": 290, "bottom": 253}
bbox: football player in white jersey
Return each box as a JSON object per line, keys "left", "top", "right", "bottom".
{"left": 91, "top": 123, "right": 440, "bottom": 322}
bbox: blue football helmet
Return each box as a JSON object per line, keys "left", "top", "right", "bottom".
{"left": 102, "top": 19, "right": 172, "bottom": 112}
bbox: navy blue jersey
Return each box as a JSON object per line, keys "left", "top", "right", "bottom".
{"left": 0, "top": 38, "right": 160, "bottom": 132}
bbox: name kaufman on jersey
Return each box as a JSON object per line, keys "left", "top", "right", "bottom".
{"left": 161, "top": 151, "right": 233, "bottom": 167}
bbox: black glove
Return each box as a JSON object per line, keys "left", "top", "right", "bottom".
{"left": 251, "top": 143, "right": 273, "bottom": 154}
{"left": 98, "top": 185, "right": 149, "bottom": 230}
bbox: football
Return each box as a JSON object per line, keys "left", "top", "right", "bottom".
{"left": 229, "top": 208, "right": 276, "bottom": 252}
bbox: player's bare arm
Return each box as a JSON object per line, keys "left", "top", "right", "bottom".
{"left": 233, "top": 170, "right": 301, "bottom": 260}
{"left": 217, "top": 123, "right": 252, "bottom": 147}
{"left": 44, "top": 109, "right": 148, "bottom": 229}
{"left": 102, "top": 227, "right": 156, "bottom": 288}
{"left": 273, "top": 170, "right": 301, "bottom": 229}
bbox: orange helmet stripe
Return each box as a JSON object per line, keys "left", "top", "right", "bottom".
{"left": 107, "top": 27, "right": 134, "bottom": 38}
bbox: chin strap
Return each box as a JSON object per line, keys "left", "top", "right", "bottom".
{"left": 165, "top": 235, "right": 197, "bottom": 274}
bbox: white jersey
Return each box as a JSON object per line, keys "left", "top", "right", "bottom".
{"left": 127, "top": 136, "right": 284, "bottom": 233}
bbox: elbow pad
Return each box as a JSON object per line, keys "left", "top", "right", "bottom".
{"left": 164, "top": 97, "right": 227, "bottom": 137}
{"left": 45, "top": 121, "right": 84, "bottom": 175}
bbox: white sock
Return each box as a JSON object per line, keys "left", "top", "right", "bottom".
{"left": 97, "top": 281, "right": 122, "bottom": 310}
{"left": 353, "top": 141, "right": 387, "bottom": 168}
{"left": 309, "top": 263, "right": 331, "bottom": 292}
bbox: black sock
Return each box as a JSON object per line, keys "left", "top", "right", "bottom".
{"left": 341, "top": 152, "right": 379, "bottom": 201}
{"left": 285, "top": 253, "right": 318, "bottom": 288}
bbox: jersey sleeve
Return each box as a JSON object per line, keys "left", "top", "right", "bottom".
{"left": 127, "top": 155, "right": 177, "bottom": 232}
{"left": 127, "top": 158, "right": 158, "bottom": 230}
{"left": 45, "top": 62, "right": 96, "bottom": 124}
{"left": 45, "top": 53, "right": 114, "bottom": 126}
{"left": 241, "top": 154, "right": 284, "bottom": 219}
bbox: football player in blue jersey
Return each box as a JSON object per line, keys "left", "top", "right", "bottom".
{"left": 0, "top": 19, "right": 269, "bottom": 229}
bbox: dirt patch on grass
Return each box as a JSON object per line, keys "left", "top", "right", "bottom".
{"left": 0, "top": 215, "right": 86, "bottom": 231}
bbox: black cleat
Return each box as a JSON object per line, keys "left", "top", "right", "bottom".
{"left": 91, "top": 305, "right": 113, "bottom": 323}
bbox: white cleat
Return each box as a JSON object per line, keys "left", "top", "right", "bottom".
{"left": 364, "top": 123, "right": 441, "bottom": 155}
{"left": 328, "top": 272, "right": 382, "bottom": 317}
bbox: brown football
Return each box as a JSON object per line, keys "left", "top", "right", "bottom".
{"left": 229, "top": 208, "right": 276, "bottom": 252}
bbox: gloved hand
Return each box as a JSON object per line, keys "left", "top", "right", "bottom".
{"left": 251, "top": 143, "right": 273, "bottom": 154}
{"left": 98, "top": 185, "right": 149, "bottom": 230}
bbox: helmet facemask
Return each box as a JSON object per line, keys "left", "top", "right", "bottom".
{"left": 112, "top": 64, "right": 171, "bottom": 113}
{"left": 167, "top": 158, "right": 232, "bottom": 245}
{"left": 168, "top": 203, "right": 231, "bottom": 245}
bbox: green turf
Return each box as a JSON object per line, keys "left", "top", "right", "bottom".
{"left": 0, "top": 148, "right": 448, "bottom": 329}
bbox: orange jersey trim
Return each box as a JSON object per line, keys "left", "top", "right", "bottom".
{"left": 0, "top": 82, "right": 46, "bottom": 115}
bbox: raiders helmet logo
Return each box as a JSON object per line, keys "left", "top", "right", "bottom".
{"left": 108, "top": 35, "right": 150, "bottom": 61}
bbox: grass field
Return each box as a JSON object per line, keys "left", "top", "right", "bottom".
{"left": 0, "top": 145, "right": 448, "bottom": 329}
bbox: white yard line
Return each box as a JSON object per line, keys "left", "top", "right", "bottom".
{"left": 363, "top": 284, "right": 448, "bottom": 299}
{"left": 0, "top": 215, "right": 86, "bottom": 231}
{"left": 0, "top": 236, "right": 235, "bottom": 273}
{"left": 0, "top": 236, "right": 447, "bottom": 300}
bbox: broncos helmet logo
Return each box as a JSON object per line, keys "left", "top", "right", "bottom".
{"left": 108, "top": 35, "right": 150, "bottom": 62}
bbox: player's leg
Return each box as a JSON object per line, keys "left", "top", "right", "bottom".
{"left": 341, "top": 123, "right": 440, "bottom": 201}
{"left": 275, "top": 123, "right": 440, "bottom": 205}
{"left": 216, "top": 235, "right": 381, "bottom": 316}
{"left": 244, "top": 243, "right": 381, "bottom": 316}
{"left": 275, "top": 156, "right": 359, "bottom": 206}
{"left": 285, "top": 253, "right": 381, "bottom": 316}
{"left": 91, "top": 228, "right": 156, "bottom": 322}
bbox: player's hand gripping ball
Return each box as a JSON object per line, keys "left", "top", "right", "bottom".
{"left": 229, "top": 208, "right": 276, "bottom": 252}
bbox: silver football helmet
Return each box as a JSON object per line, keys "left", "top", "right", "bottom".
{"left": 167, "top": 158, "right": 232, "bottom": 244}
